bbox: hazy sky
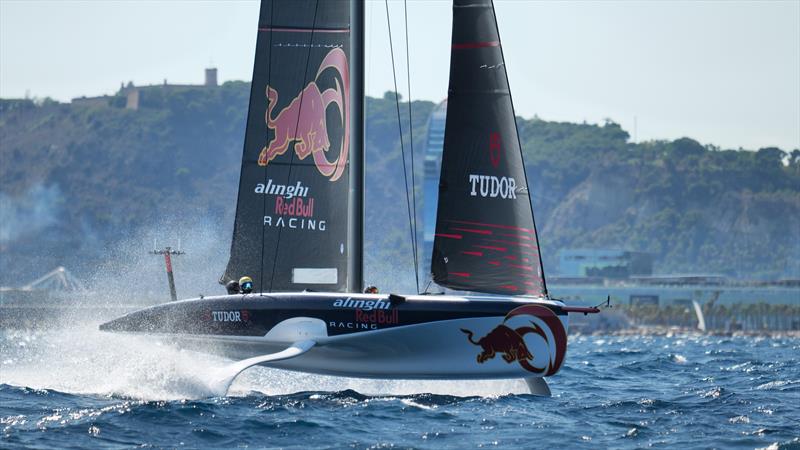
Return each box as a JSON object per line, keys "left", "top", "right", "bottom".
{"left": 1, "top": 0, "right": 798, "bottom": 151}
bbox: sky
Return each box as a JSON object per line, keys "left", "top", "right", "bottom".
{"left": 1, "top": 0, "right": 798, "bottom": 151}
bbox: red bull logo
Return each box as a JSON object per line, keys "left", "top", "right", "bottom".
{"left": 461, "top": 304, "right": 567, "bottom": 376}
{"left": 258, "top": 48, "right": 350, "bottom": 182}
{"left": 355, "top": 308, "right": 399, "bottom": 325}
{"left": 274, "top": 197, "right": 314, "bottom": 218}
{"left": 462, "top": 324, "right": 532, "bottom": 364}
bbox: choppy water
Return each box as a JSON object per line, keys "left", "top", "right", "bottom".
{"left": 1, "top": 325, "right": 798, "bottom": 449}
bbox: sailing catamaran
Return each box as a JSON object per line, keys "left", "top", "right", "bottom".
{"left": 100, "top": 0, "right": 599, "bottom": 396}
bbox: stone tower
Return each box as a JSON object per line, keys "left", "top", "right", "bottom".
{"left": 205, "top": 68, "right": 218, "bottom": 87}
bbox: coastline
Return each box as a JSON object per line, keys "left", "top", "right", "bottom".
{"left": 572, "top": 325, "right": 800, "bottom": 339}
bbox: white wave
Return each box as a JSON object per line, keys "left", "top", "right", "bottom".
{"left": 0, "top": 324, "right": 530, "bottom": 401}
{"left": 0, "top": 214, "right": 533, "bottom": 401}
{"left": 1, "top": 326, "right": 230, "bottom": 400}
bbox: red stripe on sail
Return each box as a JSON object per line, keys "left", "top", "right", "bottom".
{"left": 452, "top": 41, "right": 500, "bottom": 49}
{"left": 449, "top": 220, "right": 534, "bottom": 234}
{"left": 519, "top": 271, "right": 541, "bottom": 278}
{"left": 259, "top": 27, "right": 350, "bottom": 34}
{"left": 504, "top": 255, "right": 518, "bottom": 261}
{"left": 521, "top": 276, "right": 542, "bottom": 282}
{"left": 435, "top": 233, "right": 463, "bottom": 239}
{"left": 474, "top": 245, "right": 507, "bottom": 252}
{"left": 509, "top": 264, "right": 533, "bottom": 271}
{"left": 450, "top": 272, "right": 471, "bottom": 277}
{"left": 488, "top": 261, "right": 501, "bottom": 266}
{"left": 461, "top": 251, "right": 483, "bottom": 256}
{"left": 499, "top": 284, "right": 520, "bottom": 291}
{"left": 483, "top": 239, "right": 537, "bottom": 249}
{"left": 451, "top": 227, "right": 492, "bottom": 235}
{"left": 499, "top": 233, "right": 533, "bottom": 241}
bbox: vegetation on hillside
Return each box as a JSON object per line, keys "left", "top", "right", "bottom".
{"left": 1, "top": 84, "right": 797, "bottom": 287}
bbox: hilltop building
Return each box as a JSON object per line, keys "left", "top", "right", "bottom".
{"left": 71, "top": 67, "right": 219, "bottom": 110}
{"left": 205, "top": 67, "right": 218, "bottom": 87}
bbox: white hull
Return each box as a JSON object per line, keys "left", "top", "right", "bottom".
{"left": 160, "top": 312, "right": 569, "bottom": 380}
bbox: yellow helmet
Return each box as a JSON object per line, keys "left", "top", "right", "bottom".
{"left": 239, "top": 276, "right": 254, "bottom": 293}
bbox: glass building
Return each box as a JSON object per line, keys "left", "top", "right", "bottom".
{"left": 421, "top": 100, "right": 447, "bottom": 281}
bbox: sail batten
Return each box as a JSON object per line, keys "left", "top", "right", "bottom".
{"left": 431, "top": 0, "right": 547, "bottom": 297}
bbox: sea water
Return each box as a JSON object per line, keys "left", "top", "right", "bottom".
{"left": 1, "top": 326, "right": 798, "bottom": 449}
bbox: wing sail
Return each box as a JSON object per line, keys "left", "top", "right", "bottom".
{"left": 224, "top": 0, "right": 354, "bottom": 293}
{"left": 431, "top": 0, "right": 547, "bottom": 297}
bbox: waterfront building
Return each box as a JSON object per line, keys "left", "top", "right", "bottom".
{"left": 558, "top": 248, "right": 653, "bottom": 278}
{"left": 421, "top": 100, "right": 447, "bottom": 282}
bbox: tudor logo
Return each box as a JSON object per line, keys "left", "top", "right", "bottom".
{"left": 468, "top": 174, "right": 517, "bottom": 199}
{"left": 206, "top": 310, "right": 250, "bottom": 322}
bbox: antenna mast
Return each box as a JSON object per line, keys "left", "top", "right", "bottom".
{"left": 150, "top": 245, "right": 185, "bottom": 301}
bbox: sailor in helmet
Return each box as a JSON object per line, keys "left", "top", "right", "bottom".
{"left": 239, "top": 276, "right": 254, "bottom": 294}
{"left": 364, "top": 285, "right": 378, "bottom": 294}
{"left": 225, "top": 279, "right": 240, "bottom": 295}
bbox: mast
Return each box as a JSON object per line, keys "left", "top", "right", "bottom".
{"left": 347, "top": 0, "right": 364, "bottom": 293}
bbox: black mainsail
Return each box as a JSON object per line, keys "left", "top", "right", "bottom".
{"left": 223, "top": 0, "right": 362, "bottom": 293}
{"left": 431, "top": 0, "right": 547, "bottom": 297}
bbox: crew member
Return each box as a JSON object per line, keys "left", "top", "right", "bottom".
{"left": 364, "top": 285, "right": 378, "bottom": 294}
{"left": 239, "top": 276, "right": 254, "bottom": 294}
{"left": 225, "top": 279, "right": 240, "bottom": 295}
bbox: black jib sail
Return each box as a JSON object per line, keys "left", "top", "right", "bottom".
{"left": 431, "top": 0, "right": 547, "bottom": 297}
{"left": 223, "top": 0, "right": 358, "bottom": 293}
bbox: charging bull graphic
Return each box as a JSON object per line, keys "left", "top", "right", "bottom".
{"left": 462, "top": 324, "right": 532, "bottom": 364}
{"left": 461, "top": 304, "right": 567, "bottom": 376}
{"left": 258, "top": 48, "right": 350, "bottom": 182}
